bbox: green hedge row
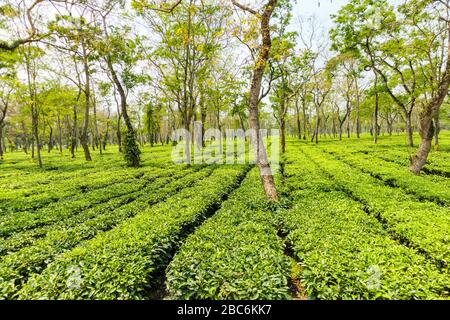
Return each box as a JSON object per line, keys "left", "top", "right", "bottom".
{"left": 0, "top": 167, "right": 178, "bottom": 237}
{"left": 15, "top": 166, "right": 247, "bottom": 299}
{"left": 0, "top": 167, "right": 214, "bottom": 299}
{"left": 0, "top": 165, "right": 174, "bottom": 215}
{"left": 282, "top": 148, "right": 449, "bottom": 299}
{"left": 320, "top": 145, "right": 450, "bottom": 206}
{"left": 0, "top": 167, "right": 203, "bottom": 255}
{"left": 166, "top": 168, "right": 291, "bottom": 300}
{"left": 301, "top": 146, "right": 450, "bottom": 269}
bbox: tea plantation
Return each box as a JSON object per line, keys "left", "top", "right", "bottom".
{"left": 0, "top": 134, "right": 449, "bottom": 300}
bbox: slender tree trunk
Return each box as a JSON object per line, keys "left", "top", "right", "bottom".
{"left": 374, "top": 74, "right": 379, "bottom": 145}
{"left": 32, "top": 107, "right": 42, "bottom": 167}
{"left": 117, "top": 114, "right": 122, "bottom": 152}
{"left": 0, "top": 104, "right": 7, "bottom": 159}
{"left": 295, "top": 100, "right": 302, "bottom": 140}
{"left": 25, "top": 51, "right": 42, "bottom": 168}
{"left": 92, "top": 93, "right": 102, "bottom": 155}
{"left": 347, "top": 117, "right": 351, "bottom": 138}
{"left": 280, "top": 116, "right": 286, "bottom": 153}
{"left": 0, "top": 125, "right": 3, "bottom": 160}
{"left": 405, "top": 112, "right": 414, "bottom": 147}
{"left": 71, "top": 104, "right": 77, "bottom": 158}
{"left": 48, "top": 126, "right": 53, "bottom": 153}
{"left": 106, "top": 55, "right": 140, "bottom": 167}
{"left": 199, "top": 94, "right": 207, "bottom": 147}
{"left": 433, "top": 114, "right": 440, "bottom": 150}
{"left": 302, "top": 98, "right": 307, "bottom": 140}
{"left": 312, "top": 112, "right": 320, "bottom": 144}
{"left": 22, "top": 122, "right": 28, "bottom": 155}
{"left": 57, "top": 113, "right": 63, "bottom": 153}
{"left": 355, "top": 78, "right": 361, "bottom": 138}
{"left": 80, "top": 42, "right": 92, "bottom": 161}
{"left": 388, "top": 119, "right": 393, "bottom": 136}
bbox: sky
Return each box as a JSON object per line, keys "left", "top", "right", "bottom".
{"left": 293, "top": 0, "right": 350, "bottom": 31}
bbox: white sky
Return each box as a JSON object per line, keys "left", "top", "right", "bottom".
{"left": 293, "top": 0, "right": 350, "bottom": 30}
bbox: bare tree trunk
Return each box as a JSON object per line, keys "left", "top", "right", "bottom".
{"left": 233, "top": 0, "right": 279, "bottom": 201}
{"left": 92, "top": 93, "right": 102, "bottom": 156}
{"left": 433, "top": 114, "right": 440, "bottom": 150}
{"left": 0, "top": 100, "right": 7, "bottom": 160}
{"left": 347, "top": 117, "right": 351, "bottom": 138}
{"left": 295, "top": 96, "right": 301, "bottom": 139}
{"left": 80, "top": 41, "right": 92, "bottom": 161}
{"left": 405, "top": 112, "right": 414, "bottom": 147}
{"left": 25, "top": 50, "right": 42, "bottom": 168}
{"left": 48, "top": 126, "right": 53, "bottom": 153}
{"left": 355, "top": 78, "right": 361, "bottom": 138}
{"left": 32, "top": 106, "right": 42, "bottom": 167}
{"left": 312, "top": 114, "right": 320, "bottom": 144}
{"left": 280, "top": 116, "right": 286, "bottom": 153}
{"left": 302, "top": 98, "right": 307, "bottom": 140}
{"left": 71, "top": 104, "right": 77, "bottom": 158}
{"left": 374, "top": 74, "right": 379, "bottom": 145}
{"left": 57, "top": 112, "right": 63, "bottom": 153}
{"left": 0, "top": 125, "right": 3, "bottom": 160}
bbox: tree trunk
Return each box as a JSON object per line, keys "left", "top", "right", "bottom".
{"left": 57, "top": 113, "right": 63, "bottom": 153}
{"left": 280, "top": 116, "right": 286, "bottom": 154}
{"left": 410, "top": 123, "right": 433, "bottom": 175}
{"left": 0, "top": 125, "right": 3, "bottom": 160}
{"left": 410, "top": 24, "right": 450, "bottom": 174}
{"left": 295, "top": 99, "right": 302, "bottom": 140}
{"left": 312, "top": 114, "right": 320, "bottom": 144}
{"left": 48, "top": 126, "right": 53, "bottom": 153}
{"left": 25, "top": 51, "right": 42, "bottom": 168}
{"left": 32, "top": 108, "right": 42, "bottom": 167}
{"left": 92, "top": 93, "right": 102, "bottom": 155}
{"left": 373, "top": 74, "right": 379, "bottom": 145}
{"left": 235, "top": 0, "right": 279, "bottom": 201}
{"left": 200, "top": 95, "right": 207, "bottom": 147}
{"left": 405, "top": 112, "right": 414, "bottom": 147}
{"left": 117, "top": 114, "right": 122, "bottom": 152}
{"left": 355, "top": 79, "right": 361, "bottom": 138}
{"left": 71, "top": 104, "right": 77, "bottom": 158}
{"left": 106, "top": 55, "right": 140, "bottom": 167}
{"left": 80, "top": 41, "right": 92, "bottom": 161}
{"left": 433, "top": 114, "right": 440, "bottom": 150}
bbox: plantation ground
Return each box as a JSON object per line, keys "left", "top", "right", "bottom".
{"left": 0, "top": 132, "right": 449, "bottom": 300}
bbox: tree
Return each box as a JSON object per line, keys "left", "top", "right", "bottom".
{"left": 410, "top": 0, "right": 450, "bottom": 174}
{"left": 231, "top": 0, "right": 279, "bottom": 201}
{"left": 269, "top": 2, "right": 296, "bottom": 153}
{"left": 99, "top": 5, "right": 144, "bottom": 167}
{"left": 0, "top": 0, "right": 47, "bottom": 52}
{"left": 331, "top": 0, "right": 418, "bottom": 147}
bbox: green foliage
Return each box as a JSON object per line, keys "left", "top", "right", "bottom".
{"left": 283, "top": 143, "right": 449, "bottom": 299}
{"left": 122, "top": 130, "right": 141, "bottom": 167}
{"left": 0, "top": 167, "right": 213, "bottom": 299}
{"left": 16, "top": 166, "right": 247, "bottom": 299}
{"left": 301, "top": 143, "right": 450, "bottom": 270}
{"left": 166, "top": 169, "right": 291, "bottom": 300}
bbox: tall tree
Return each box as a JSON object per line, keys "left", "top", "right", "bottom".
{"left": 410, "top": 0, "right": 450, "bottom": 174}
{"left": 231, "top": 0, "right": 279, "bottom": 201}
